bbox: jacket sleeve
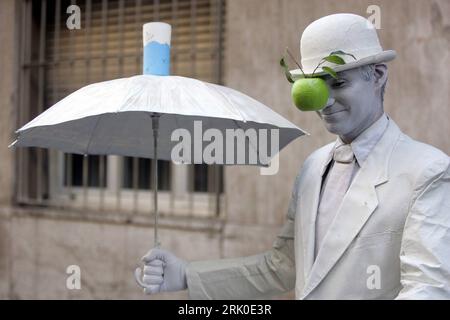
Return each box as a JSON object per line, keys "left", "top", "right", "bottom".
{"left": 185, "top": 173, "right": 300, "bottom": 300}
{"left": 396, "top": 157, "right": 450, "bottom": 299}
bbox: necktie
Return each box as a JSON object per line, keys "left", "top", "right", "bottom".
{"left": 314, "top": 144, "right": 356, "bottom": 258}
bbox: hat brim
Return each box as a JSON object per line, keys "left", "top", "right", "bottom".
{"left": 290, "top": 50, "right": 396, "bottom": 79}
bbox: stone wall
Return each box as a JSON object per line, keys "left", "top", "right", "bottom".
{"left": 0, "top": 0, "right": 19, "bottom": 299}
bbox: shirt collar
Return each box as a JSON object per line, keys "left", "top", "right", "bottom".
{"left": 334, "top": 113, "right": 389, "bottom": 166}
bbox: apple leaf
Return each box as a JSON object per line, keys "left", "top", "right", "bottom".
{"left": 279, "top": 58, "right": 295, "bottom": 83}
{"left": 330, "top": 50, "right": 357, "bottom": 60}
{"left": 322, "top": 66, "right": 338, "bottom": 79}
{"left": 324, "top": 55, "right": 346, "bottom": 65}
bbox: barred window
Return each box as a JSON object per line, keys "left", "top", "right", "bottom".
{"left": 16, "top": 0, "right": 225, "bottom": 218}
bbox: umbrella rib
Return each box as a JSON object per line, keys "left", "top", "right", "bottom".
{"left": 232, "top": 119, "right": 262, "bottom": 164}
{"left": 85, "top": 115, "right": 103, "bottom": 155}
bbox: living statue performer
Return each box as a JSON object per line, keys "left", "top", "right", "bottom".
{"left": 139, "top": 13, "right": 450, "bottom": 299}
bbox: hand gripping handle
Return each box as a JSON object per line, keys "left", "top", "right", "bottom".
{"left": 134, "top": 245, "right": 162, "bottom": 293}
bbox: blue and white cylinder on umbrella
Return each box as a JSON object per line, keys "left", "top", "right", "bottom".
{"left": 143, "top": 22, "right": 172, "bottom": 76}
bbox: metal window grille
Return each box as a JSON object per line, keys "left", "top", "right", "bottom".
{"left": 15, "top": 0, "right": 225, "bottom": 218}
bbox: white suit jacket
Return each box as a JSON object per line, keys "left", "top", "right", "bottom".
{"left": 186, "top": 117, "right": 450, "bottom": 299}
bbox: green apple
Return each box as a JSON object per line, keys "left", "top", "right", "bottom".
{"left": 291, "top": 78, "right": 329, "bottom": 111}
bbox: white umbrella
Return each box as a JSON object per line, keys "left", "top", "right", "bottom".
{"left": 10, "top": 75, "right": 305, "bottom": 162}
{"left": 9, "top": 22, "right": 308, "bottom": 290}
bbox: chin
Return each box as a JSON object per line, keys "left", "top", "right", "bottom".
{"left": 323, "top": 121, "right": 348, "bottom": 136}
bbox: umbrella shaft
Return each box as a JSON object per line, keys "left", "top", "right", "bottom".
{"left": 152, "top": 114, "right": 160, "bottom": 248}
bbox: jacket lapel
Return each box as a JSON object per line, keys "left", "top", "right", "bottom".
{"left": 300, "top": 118, "right": 402, "bottom": 299}
{"left": 300, "top": 143, "right": 334, "bottom": 278}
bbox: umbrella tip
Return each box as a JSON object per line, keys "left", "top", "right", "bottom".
{"left": 8, "top": 140, "right": 17, "bottom": 149}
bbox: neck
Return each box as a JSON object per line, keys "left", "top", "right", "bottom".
{"left": 340, "top": 110, "right": 384, "bottom": 144}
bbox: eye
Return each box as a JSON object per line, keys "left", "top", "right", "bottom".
{"left": 332, "top": 80, "right": 346, "bottom": 88}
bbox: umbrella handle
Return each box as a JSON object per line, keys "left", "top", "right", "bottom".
{"left": 134, "top": 265, "right": 160, "bottom": 293}
{"left": 134, "top": 243, "right": 162, "bottom": 292}
{"left": 134, "top": 266, "right": 146, "bottom": 288}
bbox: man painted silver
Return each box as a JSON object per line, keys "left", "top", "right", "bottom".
{"left": 140, "top": 14, "right": 450, "bottom": 299}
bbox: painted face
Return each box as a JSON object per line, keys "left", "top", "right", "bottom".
{"left": 317, "top": 67, "right": 383, "bottom": 143}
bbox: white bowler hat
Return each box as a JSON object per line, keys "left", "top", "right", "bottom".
{"left": 290, "top": 13, "right": 396, "bottom": 78}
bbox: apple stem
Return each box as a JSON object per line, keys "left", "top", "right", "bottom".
{"left": 286, "top": 47, "right": 306, "bottom": 78}
{"left": 311, "top": 58, "right": 327, "bottom": 78}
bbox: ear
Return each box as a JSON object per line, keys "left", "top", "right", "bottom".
{"left": 374, "top": 63, "right": 388, "bottom": 90}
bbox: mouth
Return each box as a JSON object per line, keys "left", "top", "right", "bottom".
{"left": 321, "top": 108, "right": 346, "bottom": 116}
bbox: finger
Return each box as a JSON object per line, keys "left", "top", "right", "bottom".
{"left": 142, "top": 248, "right": 167, "bottom": 263}
{"left": 144, "top": 265, "right": 164, "bottom": 276}
{"left": 143, "top": 275, "right": 164, "bottom": 286}
{"left": 145, "top": 259, "right": 165, "bottom": 267}
{"left": 143, "top": 284, "right": 160, "bottom": 295}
